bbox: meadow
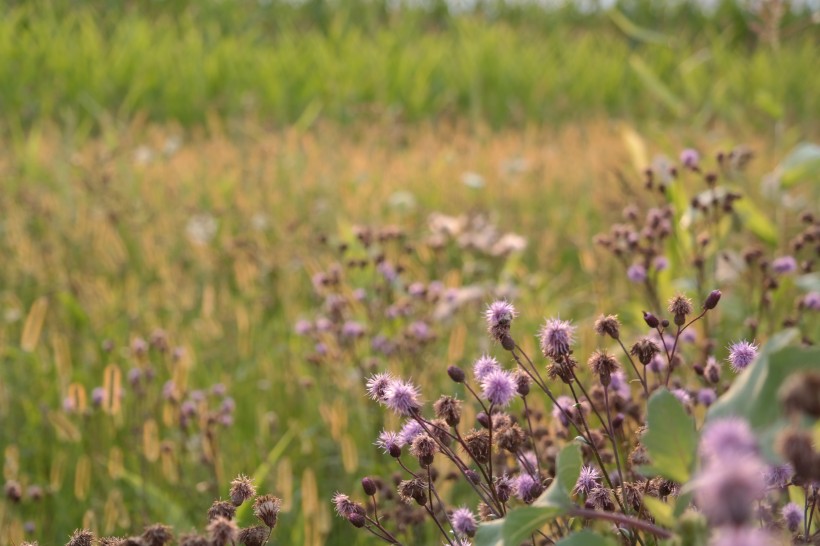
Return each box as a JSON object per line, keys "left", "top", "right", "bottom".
{"left": 0, "top": 1, "right": 819, "bottom": 545}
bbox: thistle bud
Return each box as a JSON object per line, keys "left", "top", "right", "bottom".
{"left": 361, "top": 477, "right": 377, "bottom": 496}
{"left": 704, "top": 290, "right": 722, "bottom": 310}
{"left": 447, "top": 365, "right": 465, "bottom": 383}
{"left": 643, "top": 311, "right": 660, "bottom": 328}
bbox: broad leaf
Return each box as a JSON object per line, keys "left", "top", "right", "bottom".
{"left": 732, "top": 199, "right": 778, "bottom": 246}
{"left": 475, "top": 444, "right": 581, "bottom": 546}
{"left": 556, "top": 529, "right": 618, "bottom": 546}
{"left": 641, "top": 390, "right": 697, "bottom": 483}
{"left": 236, "top": 426, "right": 297, "bottom": 525}
{"left": 643, "top": 496, "right": 675, "bottom": 528}
{"left": 778, "top": 143, "right": 820, "bottom": 188}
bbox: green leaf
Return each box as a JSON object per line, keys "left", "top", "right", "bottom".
{"left": 732, "top": 199, "right": 778, "bottom": 246}
{"left": 642, "top": 390, "right": 697, "bottom": 483}
{"left": 475, "top": 444, "right": 581, "bottom": 546}
{"left": 778, "top": 143, "right": 820, "bottom": 188}
{"left": 643, "top": 496, "right": 675, "bottom": 528}
{"left": 707, "top": 330, "right": 819, "bottom": 430}
{"left": 556, "top": 529, "right": 618, "bottom": 546}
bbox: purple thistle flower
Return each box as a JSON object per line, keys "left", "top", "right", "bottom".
{"left": 91, "top": 387, "right": 106, "bottom": 407}
{"left": 315, "top": 317, "right": 332, "bottom": 332}
{"left": 383, "top": 379, "right": 422, "bottom": 416}
{"left": 727, "top": 340, "right": 758, "bottom": 372}
{"left": 294, "top": 319, "right": 313, "bottom": 335}
{"left": 764, "top": 463, "right": 793, "bottom": 489}
{"left": 518, "top": 451, "right": 538, "bottom": 475}
{"left": 573, "top": 465, "right": 601, "bottom": 495}
{"left": 450, "top": 507, "right": 478, "bottom": 537}
{"left": 782, "top": 502, "right": 804, "bottom": 532}
{"left": 352, "top": 288, "right": 367, "bottom": 301}
{"left": 647, "top": 354, "right": 667, "bottom": 374}
{"left": 710, "top": 527, "right": 774, "bottom": 546}
{"left": 699, "top": 417, "right": 759, "bottom": 463}
{"left": 671, "top": 388, "right": 692, "bottom": 407}
{"left": 680, "top": 148, "right": 700, "bottom": 169}
{"left": 696, "top": 388, "right": 716, "bottom": 407}
{"left": 538, "top": 318, "right": 576, "bottom": 358}
{"left": 331, "top": 492, "right": 359, "bottom": 518}
{"left": 407, "top": 282, "right": 426, "bottom": 297}
{"left": 802, "top": 291, "right": 820, "bottom": 311}
{"left": 472, "top": 355, "right": 501, "bottom": 382}
{"left": 375, "top": 430, "right": 401, "bottom": 455}
{"left": 408, "top": 320, "right": 433, "bottom": 342}
{"left": 680, "top": 328, "right": 697, "bottom": 344}
{"left": 366, "top": 372, "right": 394, "bottom": 402}
{"left": 397, "top": 420, "right": 425, "bottom": 447}
{"left": 694, "top": 457, "right": 766, "bottom": 526}
{"left": 485, "top": 300, "right": 517, "bottom": 341}
{"left": 314, "top": 342, "right": 327, "bottom": 355}
{"left": 652, "top": 256, "right": 669, "bottom": 272}
{"left": 609, "top": 371, "right": 632, "bottom": 400}
{"left": 552, "top": 395, "right": 574, "bottom": 428}
{"left": 480, "top": 369, "right": 517, "bottom": 407}
{"left": 514, "top": 473, "right": 543, "bottom": 503}
{"left": 627, "top": 263, "right": 647, "bottom": 283}
{"left": 771, "top": 256, "right": 798, "bottom": 274}
{"left": 341, "top": 321, "right": 365, "bottom": 339}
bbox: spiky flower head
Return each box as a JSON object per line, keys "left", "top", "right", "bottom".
{"left": 397, "top": 478, "right": 427, "bottom": 505}
{"left": 727, "top": 340, "right": 758, "bottom": 372}
{"left": 587, "top": 350, "right": 619, "bottom": 386}
{"left": 253, "top": 494, "right": 282, "bottom": 528}
{"left": 772, "top": 256, "right": 798, "bottom": 274}
{"left": 472, "top": 355, "right": 501, "bottom": 382}
{"left": 551, "top": 395, "right": 575, "bottom": 428}
{"left": 229, "top": 474, "right": 256, "bottom": 507}
{"left": 587, "top": 487, "right": 615, "bottom": 511}
{"left": 410, "top": 433, "right": 438, "bottom": 466}
{"left": 450, "top": 507, "right": 478, "bottom": 537}
{"left": 433, "top": 395, "right": 462, "bottom": 426}
{"left": 141, "top": 524, "right": 173, "bottom": 546}
{"left": 513, "top": 473, "right": 543, "bottom": 504}
{"left": 178, "top": 535, "right": 209, "bottom": 546}
{"left": 375, "top": 430, "right": 402, "bottom": 457}
{"left": 397, "top": 419, "right": 424, "bottom": 447}
{"left": 710, "top": 528, "right": 774, "bottom": 546}
{"left": 594, "top": 314, "right": 620, "bottom": 340}
{"left": 668, "top": 294, "right": 693, "bottom": 324}
{"left": 485, "top": 301, "right": 517, "bottom": 342}
{"left": 237, "top": 526, "right": 269, "bottom": 546}
{"left": 67, "top": 530, "right": 94, "bottom": 546}
{"left": 627, "top": 263, "right": 647, "bottom": 283}
{"left": 463, "top": 429, "right": 491, "bottom": 464}
{"left": 802, "top": 291, "right": 820, "bottom": 311}
{"left": 206, "top": 517, "right": 238, "bottom": 546}
{"left": 331, "top": 492, "right": 364, "bottom": 518}
{"left": 573, "top": 465, "right": 601, "bottom": 495}
{"left": 207, "top": 500, "right": 236, "bottom": 522}
{"left": 365, "top": 372, "right": 394, "bottom": 402}
{"left": 382, "top": 379, "right": 422, "bottom": 416}
{"left": 480, "top": 369, "right": 517, "bottom": 407}
{"left": 694, "top": 457, "right": 766, "bottom": 526}
{"left": 699, "top": 417, "right": 758, "bottom": 464}
{"left": 782, "top": 502, "right": 804, "bottom": 532}
{"left": 680, "top": 148, "right": 700, "bottom": 169}
{"left": 630, "top": 338, "right": 660, "bottom": 366}
{"left": 538, "top": 318, "right": 575, "bottom": 358}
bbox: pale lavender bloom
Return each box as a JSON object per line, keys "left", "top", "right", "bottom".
{"left": 552, "top": 395, "right": 574, "bottom": 427}
{"left": 802, "top": 291, "right": 820, "bottom": 311}
{"left": 180, "top": 401, "right": 196, "bottom": 418}
{"left": 91, "top": 387, "right": 106, "bottom": 407}
{"left": 648, "top": 354, "right": 667, "bottom": 374}
{"left": 518, "top": 451, "right": 538, "bottom": 475}
{"left": 352, "top": 288, "right": 367, "bottom": 301}
{"left": 782, "top": 502, "right": 804, "bottom": 532}
{"left": 480, "top": 369, "right": 517, "bottom": 407}
{"left": 764, "top": 464, "right": 793, "bottom": 489}
{"left": 377, "top": 261, "right": 397, "bottom": 282}
{"left": 371, "top": 335, "right": 393, "bottom": 355}
{"left": 397, "top": 420, "right": 424, "bottom": 446}
{"left": 311, "top": 272, "right": 327, "bottom": 291}
{"left": 697, "top": 388, "right": 717, "bottom": 407}
{"left": 627, "top": 263, "right": 647, "bottom": 283}
{"left": 314, "top": 342, "right": 327, "bottom": 355}
{"left": 219, "top": 414, "right": 234, "bottom": 427}
{"left": 680, "top": 148, "right": 700, "bottom": 169}
{"left": 220, "top": 397, "right": 235, "bottom": 414}
{"left": 652, "top": 256, "right": 669, "bottom": 272}
{"left": 699, "top": 418, "right": 759, "bottom": 463}
{"left": 485, "top": 300, "right": 517, "bottom": 341}
{"left": 473, "top": 355, "right": 502, "bottom": 382}
{"left": 332, "top": 492, "right": 359, "bottom": 517}
{"left": 190, "top": 390, "right": 205, "bottom": 402}
{"left": 408, "top": 282, "right": 426, "bottom": 297}
{"left": 127, "top": 367, "right": 142, "bottom": 387}
{"left": 681, "top": 329, "right": 697, "bottom": 344}
{"left": 62, "top": 396, "right": 76, "bottom": 413}
{"left": 341, "top": 321, "right": 365, "bottom": 338}
{"left": 727, "top": 340, "right": 758, "bottom": 372}
{"left": 771, "top": 256, "right": 798, "bottom": 274}
{"left": 514, "top": 473, "right": 543, "bottom": 503}
{"left": 451, "top": 539, "right": 473, "bottom": 546}
{"left": 294, "top": 319, "right": 313, "bottom": 335}
{"left": 538, "top": 318, "right": 576, "bottom": 358}
{"left": 695, "top": 457, "right": 766, "bottom": 526}
{"left": 162, "top": 380, "right": 176, "bottom": 401}
{"left": 672, "top": 389, "right": 692, "bottom": 407}
{"left": 450, "top": 507, "right": 478, "bottom": 537}
{"left": 366, "top": 372, "right": 395, "bottom": 402}
{"left": 610, "top": 370, "right": 632, "bottom": 400}
{"left": 573, "top": 465, "right": 601, "bottom": 495}
{"left": 408, "top": 321, "right": 432, "bottom": 341}
{"left": 131, "top": 337, "right": 148, "bottom": 356}
{"left": 211, "top": 383, "right": 227, "bottom": 397}
{"left": 709, "top": 527, "right": 774, "bottom": 546}
{"left": 375, "top": 430, "right": 401, "bottom": 455}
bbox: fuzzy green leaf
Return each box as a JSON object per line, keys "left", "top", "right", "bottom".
{"left": 642, "top": 390, "right": 697, "bottom": 483}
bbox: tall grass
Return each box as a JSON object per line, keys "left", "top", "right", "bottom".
{"left": 0, "top": 0, "right": 817, "bottom": 133}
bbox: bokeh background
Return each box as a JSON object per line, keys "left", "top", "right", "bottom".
{"left": 0, "top": 0, "right": 818, "bottom": 544}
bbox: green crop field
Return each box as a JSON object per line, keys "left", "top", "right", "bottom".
{"left": 0, "top": 1, "right": 818, "bottom": 545}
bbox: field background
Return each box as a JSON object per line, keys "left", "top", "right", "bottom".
{"left": 0, "top": 0, "right": 818, "bottom": 544}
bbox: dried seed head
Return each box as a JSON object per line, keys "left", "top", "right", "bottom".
{"left": 229, "top": 474, "right": 256, "bottom": 507}
{"left": 463, "top": 429, "right": 491, "bottom": 464}
{"left": 141, "top": 524, "right": 173, "bottom": 546}
{"left": 594, "top": 314, "right": 621, "bottom": 340}
{"left": 237, "top": 526, "right": 269, "bottom": 546}
{"left": 207, "top": 516, "right": 238, "bottom": 546}
{"left": 410, "top": 433, "right": 438, "bottom": 467}
{"left": 496, "top": 422, "right": 527, "bottom": 453}
{"left": 668, "top": 294, "right": 693, "bottom": 325}
{"left": 178, "top": 534, "right": 209, "bottom": 546}
{"left": 66, "top": 530, "right": 94, "bottom": 546}
{"left": 546, "top": 356, "right": 577, "bottom": 384}
{"left": 779, "top": 372, "right": 820, "bottom": 418}
{"left": 208, "top": 500, "right": 236, "bottom": 522}
{"left": 704, "top": 357, "right": 721, "bottom": 384}
{"left": 778, "top": 428, "right": 817, "bottom": 482}
{"left": 587, "top": 350, "right": 620, "bottom": 386}
{"left": 397, "top": 478, "right": 427, "bottom": 505}
{"left": 253, "top": 494, "right": 282, "bottom": 528}
{"left": 514, "top": 371, "right": 531, "bottom": 396}
{"left": 630, "top": 338, "right": 661, "bottom": 366}
{"left": 433, "top": 395, "right": 462, "bottom": 426}
{"left": 4, "top": 480, "right": 22, "bottom": 503}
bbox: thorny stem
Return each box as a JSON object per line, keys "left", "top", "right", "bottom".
{"left": 664, "top": 309, "right": 708, "bottom": 386}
